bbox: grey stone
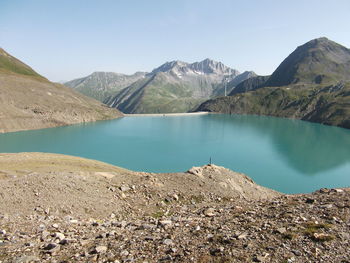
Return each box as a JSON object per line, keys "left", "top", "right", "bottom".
{"left": 94, "top": 245, "right": 108, "bottom": 254}
{"left": 163, "top": 239, "right": 173, "bottom": 245}
{"left": 14, "top": 256, "right": 40, "bottom": 263}
{"left": 54, "top": 232, "right": 65, "bottom": 241}
{"left": 276, "top": 227, "right": 287, "bottom": 234}
{"left": 204, "top": 208, "right": 215, "bottom": 217}
{"left": 120, "top": 185, "right": 130, "bottom": 192}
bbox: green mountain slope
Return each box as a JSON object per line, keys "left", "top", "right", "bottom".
{"left": 0, "top": 49, "right": 122, "bottom": 133}
{"left": 196, "top": 38, "right": 350, "bottom": 129}
{"left": 0, "top": 48, "right": 44, "bottom": 78}
{"left": 64, "top": 71, "right": 146, "bottom": 102}
{"left": 105, "top": 59, "right": 254, "bottom": 113}
{"left": 105, "top": 73, "right": 205, "bottom": 113}
{"left": 198, "top": 83, "right": 350, "bottom": 128}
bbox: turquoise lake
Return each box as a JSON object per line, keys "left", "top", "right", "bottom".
{"left": 0, "top": 114, "right": 349, "bottom": 194}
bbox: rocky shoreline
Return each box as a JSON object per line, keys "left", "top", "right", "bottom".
{"left": 0, "top": 153, "right": 349, "bottom": 262}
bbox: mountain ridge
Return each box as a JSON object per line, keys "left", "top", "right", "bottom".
{"left": 65, "top": 71, "right": 146, "bottom": 102}
{"left": 151, "top": 58, "right": 240, "bottom": 76}
{"left": 196, "top": 37, "right": 350, "bottom": 129}
{"left": 103, "top": 59, "right": 254, "bottom": 113}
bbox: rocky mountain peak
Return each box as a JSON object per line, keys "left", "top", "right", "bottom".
{"left": 151, "top": 60, "right": 188, "bottom": 74}
{"left": 151, "top": 59, "right": 239, "bottom": 77}
{"left": 296, "top": 37, "right": 350, "bottom": 56}
{"left": 190, "top": 58, "right": 239, "bottom": 76}
{"left": 305, "top": 37, "right": 330, "bottom": 46}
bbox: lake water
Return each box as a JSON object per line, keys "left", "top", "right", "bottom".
{"left": 0, "top": 114, "right": 349, "bottom": 194}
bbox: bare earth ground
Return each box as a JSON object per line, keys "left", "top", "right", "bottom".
{"left": 0, "top": 153, "right": 349, "bottom": 262}
{"left": 0, "top": 73, "right": 122, "bottom": 133}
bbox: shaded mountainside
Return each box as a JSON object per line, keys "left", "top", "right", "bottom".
{"left": 0, "top": 153, "right": 349, "bottom": 262}
{"left": 229, "top": 75, "right": 270, "bottom": 95}
{"left": 64, "top": 71, "right": 146, "bottom": 102}
{"left": 196, "top": 38, "right": 350, "bottom": 129}
{"left": 0, "top": 49, "right": 122, "bottom": 133}
{"left": 213, "top": 71, "right": 257, "bottom": 96}
{"left": 197, "top": 83, "right": 350, "bottom": 129}
{"left": 104, "top": 59, "right": 254, "bottom": 113}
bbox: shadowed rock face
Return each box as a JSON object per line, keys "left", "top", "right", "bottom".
{"left": 229, "top": 75, "right": 270, "bottom": 95}
{"left": 103, "top": 59, "right": 255, "bottom": 113}
{"left": 196, "top": 38, "right": 350, "bottom": 129}
{"left": 0, "top": 49, "right": 122, "bottom": 133}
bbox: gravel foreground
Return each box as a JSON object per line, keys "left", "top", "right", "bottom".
{"left": 0, "top": 153, "right": 349, "bottom": 263}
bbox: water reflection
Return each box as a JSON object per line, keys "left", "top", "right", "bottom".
{"left": 210, "top": 114, "right": 350, "bottom": 175}
{"left": 0, "top": 114, "right": 349, "bottom": 193}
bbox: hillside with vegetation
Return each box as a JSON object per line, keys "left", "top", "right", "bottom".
{"left": 196, "top": 38, "right": 350, "bottom": 129}
{"left": 0, "top": 49, "right": 122, "bottom": 133}
{"left": 104, "top": 59, "right": 254, "bottom": 113}
{"left": 65, "top": 71, "right": 146, "bottom": 102}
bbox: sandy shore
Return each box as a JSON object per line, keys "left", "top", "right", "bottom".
{"left": 125, "top": 111, "right": 210, "bottom": 117}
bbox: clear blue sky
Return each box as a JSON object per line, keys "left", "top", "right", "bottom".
{"left": 1, "top": 0, "right": 350, "bottom": 81}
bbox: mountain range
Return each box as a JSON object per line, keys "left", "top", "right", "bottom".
{"left": 66, "top": 59, "right": 255, "bottom": 113}
{"left": 2, "top": 37, "right": 349, "bottom": 131}
{"left": 196, "top": 37, "right": 350, "bottom": 129}
{"left": 0, "top": 48, "right": 122, "bottom": 133}
{"left": 64, "top": 71, "right": 146, "bottom": 102}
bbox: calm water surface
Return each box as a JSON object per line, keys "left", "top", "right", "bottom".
{"left": 0, "top": 114, "right": 349, "bottom": 194}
